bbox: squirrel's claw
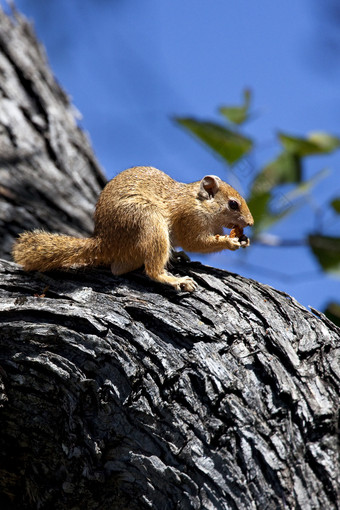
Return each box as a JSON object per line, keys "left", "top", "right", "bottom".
{"left": 177, "top": 276, "right": 197, "bottom": 292}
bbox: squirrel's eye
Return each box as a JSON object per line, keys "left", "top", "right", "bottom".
{"left": 228, "top": 200, "right": 239, "bottom": 211}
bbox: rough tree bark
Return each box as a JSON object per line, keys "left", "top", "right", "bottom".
{"left": 0, "top": 7, "right": 339, "bottom": 510}
{"left": 0, "top": 6, "right": 106, "bottom": 259}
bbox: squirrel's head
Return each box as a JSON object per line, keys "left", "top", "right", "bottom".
{"left": 197, "top": 175, "right": 254, "bottom": 229}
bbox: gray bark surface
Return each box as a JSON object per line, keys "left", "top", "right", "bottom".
{"left": 0, "top": 6, "right": 339, "bottom": 510}
{"left": 1, "top": 259, "right": 339, "bottom": 510}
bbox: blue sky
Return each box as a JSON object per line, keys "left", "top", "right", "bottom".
{"left": 8, "top": 0, "right": 340, "bottom": 310}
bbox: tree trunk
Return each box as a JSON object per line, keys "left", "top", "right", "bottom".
{"left": 0, "top": 7, "right": 339, "bottom": 510}
{"left": 0, "top": 6, "right": 106, "bottom": 259}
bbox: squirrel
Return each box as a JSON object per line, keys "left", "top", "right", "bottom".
{"left": 12, "top": 166, "right": 254, "bottom": 292}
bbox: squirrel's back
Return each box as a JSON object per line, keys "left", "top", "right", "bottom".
{"left": 94, "top": 166, "right": 190, "bottom": 239}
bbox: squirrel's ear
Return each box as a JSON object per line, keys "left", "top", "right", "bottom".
{"left": 198, "top": 175, "right": 221, "bottom": 199}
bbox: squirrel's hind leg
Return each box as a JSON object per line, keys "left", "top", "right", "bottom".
{"left": 149, "top": 270, "right": 197, "bottom": 292}
{"left": 143, "top": 218, "right": 197, "bottom": 292}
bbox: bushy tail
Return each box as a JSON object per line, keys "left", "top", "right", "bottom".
{"left": 12, "top": 230, "right": 100, "bottom": 271}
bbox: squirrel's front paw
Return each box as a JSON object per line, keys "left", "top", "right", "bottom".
{"left": 239, "top": 234, "right": 250, "bottom": 248}
{"left": 226, "top": 236, "right": 241, "bottom": 251}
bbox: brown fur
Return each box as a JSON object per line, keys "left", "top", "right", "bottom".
{"left": 12, "top": 166, "right": 254, "bottom": 291}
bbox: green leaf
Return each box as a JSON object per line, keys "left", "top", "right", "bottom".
{"left": 247, "top": 191, "right": 295, "bottom": 235}
{"left": 219, "top": 89, "right": 251, "bottom": 125}
{"left": 279, "top": 133, "right": 322, "bottom": 156}
{"left": 176, "top": 118, "right": 253, "bottom": 165}
{"left": 331, "top": 198, "right": 340, "bottom": 214}
{"left": 308, "top": 132, "right": 340, "bottom": 153}
{"left": 324, "top": 302, "right": 340, "bottom": 327}
{"left": 246, "top": 191, "right": 271, "bottom": 229}
{"left": 279, "top": 131, "right": 340, "bottom": 156}
{"left": 251, "top": 151, "right": 301, "bottom": 196}
{"left": 309, "top": 235, "right": 340, "bottom": 276}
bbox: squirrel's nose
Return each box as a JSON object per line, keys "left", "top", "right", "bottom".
{"left": 247, "top": 215, "right": 254, "bottom": 227}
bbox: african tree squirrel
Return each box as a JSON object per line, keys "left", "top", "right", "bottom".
{"left": 12, "top": 166, "right": 254, "bottom": 291}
